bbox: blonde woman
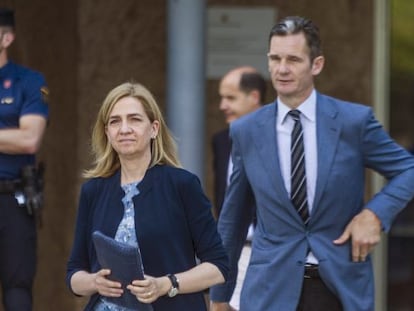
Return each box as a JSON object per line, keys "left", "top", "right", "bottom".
{"left": 66, "top": 82, "right": 228, "bottom": 311}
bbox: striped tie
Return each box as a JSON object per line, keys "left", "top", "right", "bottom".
{"left": 289, "top": 110, "right": 310, "bottom": 224}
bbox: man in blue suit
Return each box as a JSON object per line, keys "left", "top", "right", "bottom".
{"left": 209, "top": 16, "right": 414, "bottom": 311}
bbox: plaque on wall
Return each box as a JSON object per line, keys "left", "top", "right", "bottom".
{"left": 207, "top": 6, "right": 277, "bottom": 79}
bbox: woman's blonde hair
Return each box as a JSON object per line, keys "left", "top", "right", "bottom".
{"left": 84, "top": 82, "right": 181, "bottom": 178}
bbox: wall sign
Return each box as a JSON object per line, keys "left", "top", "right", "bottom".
{"left": 207, "top": 6, "right": 277, "bottom": 79}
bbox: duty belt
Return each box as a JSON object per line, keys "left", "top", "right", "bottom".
{"left": 0, "top": 179, "right": 21, "bottom": 194}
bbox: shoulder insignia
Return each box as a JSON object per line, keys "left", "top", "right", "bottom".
{"left": 40, "top": 86, "right": 50, "bottom": 104}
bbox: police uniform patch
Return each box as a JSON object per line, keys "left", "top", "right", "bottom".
{"left": 40, "top": 86, "right": 50, "bottom": 104}
{"left": 3, "top": 79, "right": 11, "bottom": 89}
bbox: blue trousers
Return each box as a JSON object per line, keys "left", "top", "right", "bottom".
{"left": 0, "top": 194, "right": 36, "bottom": 311}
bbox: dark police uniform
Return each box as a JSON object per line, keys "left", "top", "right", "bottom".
{"left": 0, "top": 60, "right": 49, "bottom": 310}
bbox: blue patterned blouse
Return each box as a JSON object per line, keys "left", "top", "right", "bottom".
{"left": 94, "top": 182, "right": 140, "bottom": 311}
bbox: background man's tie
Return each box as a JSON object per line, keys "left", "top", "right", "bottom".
{"left": 289, "top": 110, "right": 310, "bottom": 224}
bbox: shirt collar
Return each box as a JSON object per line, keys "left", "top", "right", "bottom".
{"left": 278, "top": 89, "right": 317, "bottom": 124}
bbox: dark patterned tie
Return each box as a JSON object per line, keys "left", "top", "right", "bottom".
{"left": 289, "top": 110, "right": 310, "bottom": 224}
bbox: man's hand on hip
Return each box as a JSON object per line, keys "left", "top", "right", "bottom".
{"left": 333, "top": 208, "right": 381, "bottom": 262}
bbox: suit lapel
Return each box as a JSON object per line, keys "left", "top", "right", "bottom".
{"left": 136, "top": 165, "right": 156, "bottom": 198}
{"left": 312, "top": 94, "right": 341, "bottom": 216}
{"left": 251, "top": 103, "right": 291, "bottom": 203}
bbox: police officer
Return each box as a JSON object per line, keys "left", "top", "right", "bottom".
{"left": 0, "top": 7, "right": 49, "bottom": 311}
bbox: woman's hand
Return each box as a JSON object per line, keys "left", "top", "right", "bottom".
{"left": 94, "top": 269, "right": 123, "bottom": 297}
{"left": 127, "top": 275, "right": 169, "bottom": 304}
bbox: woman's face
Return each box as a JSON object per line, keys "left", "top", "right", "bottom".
{"left": 105, "top": 96, "right": 159, "bottom": 160}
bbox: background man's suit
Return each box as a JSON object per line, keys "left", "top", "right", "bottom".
{"left": 210, "top": 92, "right": 414, "bottom": 311}
{"left": 212, "top": 128, "right": 232, "bottom": 219}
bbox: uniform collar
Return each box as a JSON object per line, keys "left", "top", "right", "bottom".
{"left": 0, "top": 61, "right": 16, "bottom": 79}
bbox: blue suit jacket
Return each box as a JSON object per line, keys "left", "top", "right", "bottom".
{"left": 210, "top": 93, "right": 414, "bottom": 311}
{"left": 66, "top": 165, "right": 228, "bottom": 311}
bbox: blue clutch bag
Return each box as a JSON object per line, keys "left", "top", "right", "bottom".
{"left": 92, "top": 230, "right": 153, "bottom": 310}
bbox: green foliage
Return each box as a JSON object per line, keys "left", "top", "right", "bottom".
{"left": 391, "top": 0, "right": 414, "bottom": 76}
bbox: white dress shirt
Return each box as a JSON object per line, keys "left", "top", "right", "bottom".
{"left": 277, "top": 89, "right": 318, "bottom": 264}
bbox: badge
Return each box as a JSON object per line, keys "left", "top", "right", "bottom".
{"left": 1, "top": 97, "right": 14, "bottom": 104}
{"left": 3, "top": 79, "right": 12, "bottom": 89}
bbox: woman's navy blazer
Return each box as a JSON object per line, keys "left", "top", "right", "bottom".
{"left": 66, "top": 164, "right": 228, "bottom": 311}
